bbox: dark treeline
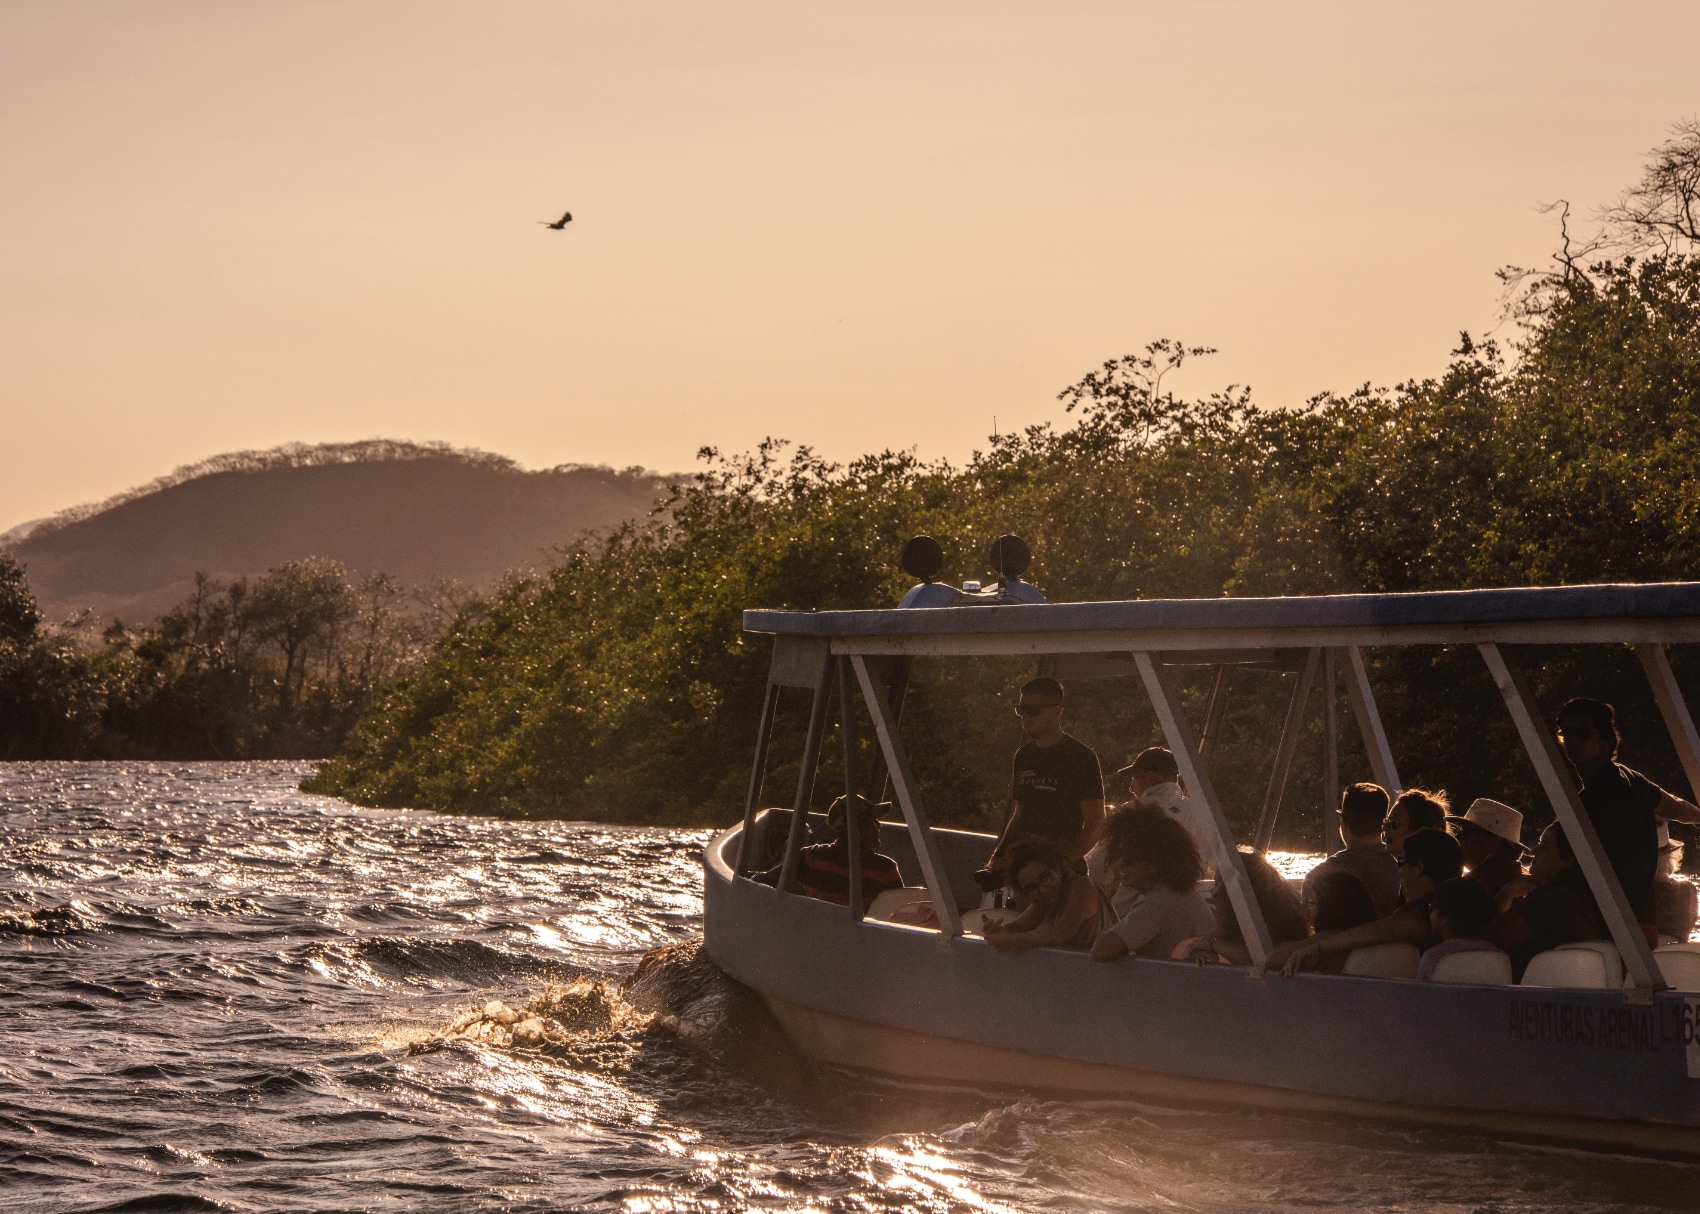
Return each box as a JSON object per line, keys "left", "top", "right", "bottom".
{"left": 304, "top": 121, "right": 1700, "bottom": 849}
{"left": 0, "top": 556, "right": 455, "bottom": 759}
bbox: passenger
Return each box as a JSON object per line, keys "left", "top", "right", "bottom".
{"left": 1264, "top": 829, "right": 1464, "bottom": 976}
{"left": 1089, "top": 807, "right": 1214, "bottom": 962}
{"left": 979, "top": 677, "right": 1105, "bottom": 889}
{"left": 1483, "top": 822, "right": 1608, "bottom": 981}
{"left": 751, "top": 795, "right": 904, "bottom": 912}
{"left": 1557, "top": 697, "right": 1700, "bottom": 922}
{"left": 1308, "top": 868, "right": 1379, "bottom": 935}
{"left": 1447, "top": 798, "right": 1529, "bottom": 906}
{"left": 1179, "top": 848, "right": 1311, "bottom": 965}
{"left": 1417, "top": 877, "right": 1501, "bottom": 980}
{"left": 1381, "top": 788, "right": 1449, "bottom": 861}
{"left": 1089, "top": 745, "right": 1191, "bottom": 899}
{"left": 1302, "top": 783, "right": 1399, "bottom": 920}
{"left": 981, "top": 840, "right": 1114, "bottom": 953}
{"left": 1116, "top": 746, "right": 1184, "bottom": 813}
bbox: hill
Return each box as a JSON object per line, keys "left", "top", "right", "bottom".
{"left": 4, "top": 441, "right": 672, "bottom": 623}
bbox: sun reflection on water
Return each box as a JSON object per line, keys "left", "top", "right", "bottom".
{"left": 5, "top": 762, "right": 1700, "bottom": 1213}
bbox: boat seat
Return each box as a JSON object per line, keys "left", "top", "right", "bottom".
{"left": 1426, "top": 948, "right": 1513, "bottom": 986}
{"left": 1521, "top": 941, "right": 1623, "bottom": 989}
{"left": 1341, "top": 942, "right": 1420, "bottom": 979}
{"left": 960, "top": 908, "right": 1017, "bottom": 937}
{"left": 867, "top": 887, "right": 932, "bottom": 921}
{"left": 1653, "top": 942, "right": 1700, "bottom": 991}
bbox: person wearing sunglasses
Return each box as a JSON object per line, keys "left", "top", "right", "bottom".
{"left": 1380, "top": 788, "right": 1449, "bottom": 862}
{"left": 981, "top": 839, "right": 1114, "bottom": 954}
{"left": 1556, "top": 697, "right": 1700, "bottom": 928}
{"left": 979, "top": 677, "right": 1104, "bottom": 890}
{"left": 1263, "top": 828, "right": 1464, "bottom": 977}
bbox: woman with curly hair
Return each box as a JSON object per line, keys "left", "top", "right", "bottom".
{"left": 982, "top": 839, "right": 1114, "bottom": 953}
{"left": 1090, "top": 805, "right": 1214, "bottom": 962}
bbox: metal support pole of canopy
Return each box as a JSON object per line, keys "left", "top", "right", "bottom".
{"left": 1636, "top": 644, "right": 1700, "bottom": 805}
{"left": 1322, "top": 649, "right": 1339, "bottom": 855}
{"left": 852, "top": 655, "right": 963, "bottom": 940}
{"left": 1340, "top": 646, "right": 1401, "bottom": 795}
{"left": 1133, "top": 651, "right": 1275, "bottom": 966}
{"left": 1199, "top": 665, "right": 1230, "bottom": 763}
{"left": 1254, "top": 648, "right": 1319, "bottom": 851}
{"left": 837, "top": 655, "right": 864, "bottom": 920}
{"left": 778, "top": 650, "right": 835, "bottom": 894}
{"left": 862, "top": 657, "right": 911, "bottom": 807}
{"left": 1477, "top": 643, "right": 1663, "bottom": 993}
{"left": 733, "top": 682, "right": 781, "bottom": 875}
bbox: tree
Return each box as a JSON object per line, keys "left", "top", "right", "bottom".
{"left": 0, "top": 554, "right": 41, "bottom": 643}
{"left": 246, "top": 559, "right": 356, "bottom": 715}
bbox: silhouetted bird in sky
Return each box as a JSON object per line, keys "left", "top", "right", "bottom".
{"left": 540, "top": 211, "right": 573, "bottom": 230}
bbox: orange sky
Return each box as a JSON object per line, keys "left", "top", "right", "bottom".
{"left": 3, "top": 1, "right": 1697, "bottom": 530}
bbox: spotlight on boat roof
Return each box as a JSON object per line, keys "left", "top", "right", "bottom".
{"left": 900, "top": 535, "right": 945, "bottom": 583}
{"left": 987, "top": 534, "right": 1031, "bottom": 584}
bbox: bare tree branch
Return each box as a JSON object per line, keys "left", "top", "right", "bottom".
{"left": 1598, "top": 117, "right": 1700, "bottom": 256}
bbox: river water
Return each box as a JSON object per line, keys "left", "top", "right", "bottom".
{"left": 2, "top": 761, "right": 1696, "bottom": 1213}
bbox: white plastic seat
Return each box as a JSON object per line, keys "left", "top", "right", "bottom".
{"left": 960, "top": 908, "right": 1017, "bottom": 936}
{"left": 1653, "top": 942, "right": 1700, "bottom": 991}
{"left": 1341, "top": 942, "right": 1420, "bottom": 979}
{"left": 1520, "top": 941, "right": 1623, "bottom": 989}
{"left": 1427, "top": 948, "right": 1513, "bottom": 986}
{"left": 867, "top": 887, "right": 931, "bottom": 922}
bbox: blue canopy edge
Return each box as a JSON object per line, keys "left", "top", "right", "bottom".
{"left": 743, "top": 582, "right": 1700, "bottom": 639}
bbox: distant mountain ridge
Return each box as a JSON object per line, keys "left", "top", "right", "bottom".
{"left": 4, "top": 441, "right": 673, "bottom": 624}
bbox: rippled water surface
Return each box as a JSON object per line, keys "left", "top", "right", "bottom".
{"left": 3, "top": 762, "right": 1698, "bottom": 1213}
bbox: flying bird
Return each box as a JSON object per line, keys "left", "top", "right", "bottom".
{"left": 540, "top": 210, "right": 573, "bottom": 230}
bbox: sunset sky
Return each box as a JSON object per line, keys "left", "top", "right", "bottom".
{"left": 4, "top": 1, "right": 1698, "bottom": 530}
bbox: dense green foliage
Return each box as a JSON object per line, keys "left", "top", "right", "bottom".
{"left": 0, "top": 557, "right": 438, "bottom": 759}
{"left": 306, "top": 255, "right": 1700, "bottom": 846}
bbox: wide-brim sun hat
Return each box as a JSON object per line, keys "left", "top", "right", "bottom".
{"left": 1446, "top": 797, "right": 1529, "bottom": 853}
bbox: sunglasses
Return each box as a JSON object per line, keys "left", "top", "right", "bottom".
{"left": 1014, "top": 869, "right": 1056, "bottom": 897}
{"left": 1016, "top": 703, "right": 1057, "bottom": 717}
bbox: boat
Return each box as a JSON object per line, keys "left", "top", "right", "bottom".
{"left": 702, "top": 536, "right": 1700, "bottom": 1155}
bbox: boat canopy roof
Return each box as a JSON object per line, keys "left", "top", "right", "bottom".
{"left": 744, "top": 581, "right": 1700, "bottom": 654}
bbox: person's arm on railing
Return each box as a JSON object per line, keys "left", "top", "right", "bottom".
{"left": 1264, "top": 908, "right": 1424, "bottom": 976}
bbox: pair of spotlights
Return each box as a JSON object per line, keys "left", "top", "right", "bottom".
{"left": 900, "top": 534, "right": 1032, "bottom": 585}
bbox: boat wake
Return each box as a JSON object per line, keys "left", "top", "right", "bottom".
{"left": 403, "top": 939, "right": 821, "bottom": 1105}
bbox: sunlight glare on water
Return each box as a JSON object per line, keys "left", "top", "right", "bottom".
{"left": 2, "top": 762, "right": 1698, "bottom": 1212}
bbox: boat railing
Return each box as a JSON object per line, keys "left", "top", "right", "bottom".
{"left": 735, "top": 582, "right": 1700, "bottom": 994}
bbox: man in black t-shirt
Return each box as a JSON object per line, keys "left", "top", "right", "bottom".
{"left": 1557, "top": 697, "right": 1700, "bottom": 921}
{"left": 982, "top": 677, "right": 1104, "bottom": 883}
